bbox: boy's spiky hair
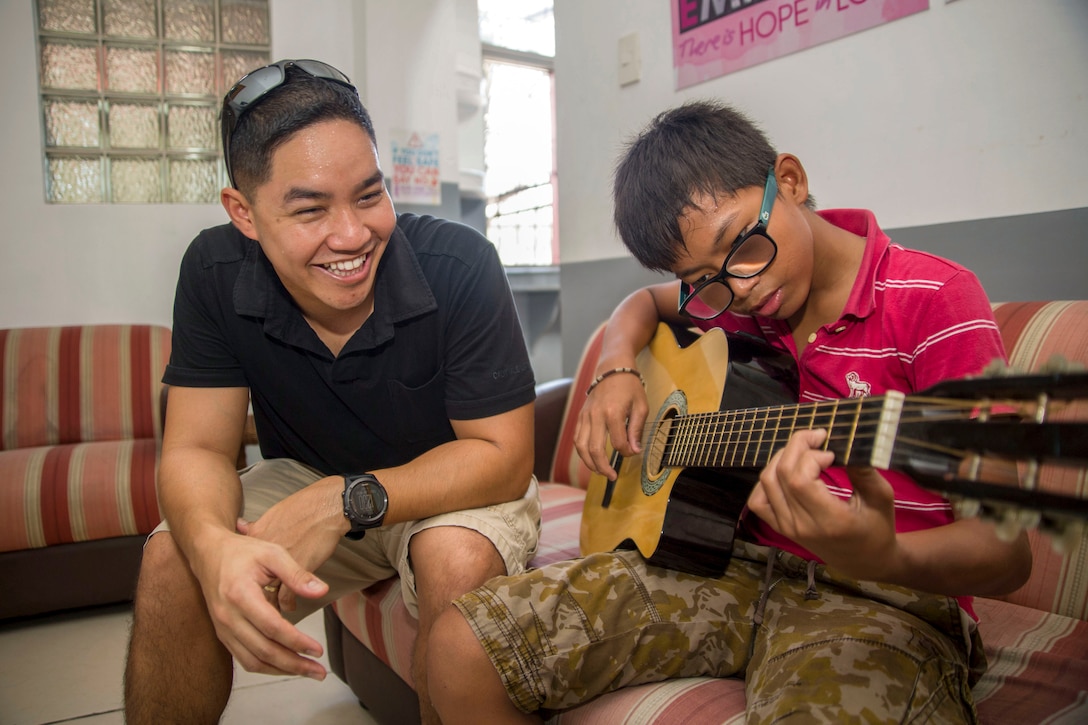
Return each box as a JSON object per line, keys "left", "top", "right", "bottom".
{"left": 612, "top": 100, "right": 777, "bottom": 272}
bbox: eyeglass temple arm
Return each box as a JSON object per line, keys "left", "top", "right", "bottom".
{"left": 759, "top": 167, "right": 777, "bottom": 224}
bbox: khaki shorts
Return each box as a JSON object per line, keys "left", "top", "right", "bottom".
{"left": 455, "top": 541, "right": 986, "bottom": 723}
{"left": 152, "top": 457, "right": 541, "bottom": 621}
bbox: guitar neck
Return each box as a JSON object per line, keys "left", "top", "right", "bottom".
{"left": 664, "top": 392, "right": 906, "bottom": 471}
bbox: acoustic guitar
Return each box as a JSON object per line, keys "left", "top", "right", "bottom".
{"left": 579, "top": 323, "right": 1088, "bottom": 577}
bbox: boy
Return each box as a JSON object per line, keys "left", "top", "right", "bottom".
{"left": 123, "top": 60, "right": 539, "bottom": 725}
{"left": 427, "top": 100, "right": 1032, "bottom": 723}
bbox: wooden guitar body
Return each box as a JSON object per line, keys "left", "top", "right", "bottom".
{"left": 580, "top": 324, "right": 797, "bottom": 576}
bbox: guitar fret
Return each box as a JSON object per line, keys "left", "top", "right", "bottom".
{"left": 841, "top": 398, "right": 862, "bottom": 465}
{"left": 728, "top": 410, "right": 742, "bottom": 466}
{"left": 736, "top": 410, "right": 750, "bottom": 467}
{"left": 694, "top": 413, "right": 709, "bottom": 466}
{"left": 710, "top": 412, "right": 726, "bottom": 467}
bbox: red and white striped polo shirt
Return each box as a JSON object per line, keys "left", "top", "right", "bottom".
{"left": 698, "top": 209, "right": 1007, "bottom": 609}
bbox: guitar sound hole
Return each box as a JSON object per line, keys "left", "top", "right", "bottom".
{"left": 645, "top": 411, "right": 677, "bottom": 480}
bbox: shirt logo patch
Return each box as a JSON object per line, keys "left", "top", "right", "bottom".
{"left": 845, "top": 371, "right": 871, "bottom": 398}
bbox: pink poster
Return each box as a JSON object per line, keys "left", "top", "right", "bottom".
{"left": 672, "top": 0, "right": 929, "bottom": 89}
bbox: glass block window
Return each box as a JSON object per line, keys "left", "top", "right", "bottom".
{"left": 35, "top": 0, "right": 271, "bottom": 204}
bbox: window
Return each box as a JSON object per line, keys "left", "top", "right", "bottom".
{"left": 34, "top": 0, "right": 271, "bottom": 204}
{"left": 477, "top": 0, "right": 556, "bottom": 266}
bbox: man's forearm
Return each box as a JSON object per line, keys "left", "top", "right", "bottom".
{"left": 158, "top": 446, "right": 246, "bottom": 567}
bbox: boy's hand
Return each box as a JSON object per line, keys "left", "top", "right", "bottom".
{"left": 574, "top": 372, "right": 648, "bottom": 479}
{"left": 747, "top": 428, "right": 901, "bottom": 581}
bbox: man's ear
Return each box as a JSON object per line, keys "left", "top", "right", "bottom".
{"left": 773, "top": 153, "right": 809, "bottom": 206}
{"left": 221, "top": 186, "right": 258, "bottom": 240}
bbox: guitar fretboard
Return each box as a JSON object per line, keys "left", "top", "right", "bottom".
{"left": 662, "top": 392, "right": 906, "bottom": 470}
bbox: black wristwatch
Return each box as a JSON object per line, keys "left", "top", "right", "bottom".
{"left": 342, "top": 473, "right": 388, "bottom": 540}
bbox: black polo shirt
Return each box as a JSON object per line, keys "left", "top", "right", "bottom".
{"left": 164, "top": 213, "right": 535, "bottom": 475}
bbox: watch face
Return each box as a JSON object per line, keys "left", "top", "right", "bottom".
{"left": 348, "top": 478, "right": 386, "bottom": 523}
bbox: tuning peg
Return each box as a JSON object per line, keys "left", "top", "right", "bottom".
{"left": 993, "top": 507, "right": 1025, "bottom": 542}
{"left": 953, "top": 498, "right": 981, "bottom": 520}
{"left": 1015, "top": 509, "right": 1042, "bottom": 531}
{"left": 1044, "top": 519, "right": 1086, "bottom": 556}
{"left": 981, "top": 359, "right": 1015, "bottom": 377}
{"left": 1039, "top": 354, "right": 1086, "bottom": 374}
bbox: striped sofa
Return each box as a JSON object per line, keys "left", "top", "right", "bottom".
{"left": 0, "top": 325, "right": 171, "bottom": 620}
{"left": 325, "top": 300, "right": 1088, "bottom": 724}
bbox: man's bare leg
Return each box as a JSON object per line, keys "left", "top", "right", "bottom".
{"left": 124, "top": 532, "right": 233, "bottom": 724}
{"left": 410, "top": 526, "right": 509, "bottom": 725}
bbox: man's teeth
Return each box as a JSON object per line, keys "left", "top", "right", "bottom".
{"left": 324, "top": 256, "right": 365, "bottom": 274}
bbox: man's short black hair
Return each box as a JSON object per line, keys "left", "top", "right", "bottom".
{"left": 612, "top": 100, "right": 778, "bottom": 272}
{"left": 228, "top": 65, "right": 376, "bottom": 198}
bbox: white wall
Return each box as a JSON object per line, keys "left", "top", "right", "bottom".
{"left": 3, "top": 0, "right": 1085, "bottom": 330}
{"left": 0, "top": 0, "right": 467, "bottom": 330}
{"left": 553, "top": 0, "right": 1088, "bottom": 264}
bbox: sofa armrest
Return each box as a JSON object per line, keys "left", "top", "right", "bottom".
{"left": 534, "top": 377, "right": 573, "bottom": 481}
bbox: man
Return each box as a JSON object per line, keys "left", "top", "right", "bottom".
{"left": 124, "top": 59, "right": 539, "bottom": 724}
{"left": 428, "top": 100, "right": 1032, "bottom": 723}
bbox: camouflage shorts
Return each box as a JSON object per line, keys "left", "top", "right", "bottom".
{"left": 453, "top": 541, "right": 986, "bottom": 723}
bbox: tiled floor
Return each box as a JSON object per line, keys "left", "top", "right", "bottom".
{"left": 0, "top": 603, "right": 379, "bottom": 725}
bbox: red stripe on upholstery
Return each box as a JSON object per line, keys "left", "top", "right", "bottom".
{"left": 58, "top": 326, "right": 82, "bottom": 445}
{"left": 129, "top": 326, "right": 154, "bottom": 439}
{"left": 41, "top": 446, "right": 74, "bottom": 545}
{"left": 129, "top": 438, "right": 162, "bottom": 533}
{"left": 989, "top": 301, "right": 1037, "bottom": 353}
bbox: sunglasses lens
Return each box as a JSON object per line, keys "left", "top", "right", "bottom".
{"left": 226, "top": 64, "right": 287, "bottom": 112}
{"left": 291, "top": 59, "right": 351, "bottom": 85}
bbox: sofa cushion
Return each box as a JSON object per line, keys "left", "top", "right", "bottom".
{"left": 0, "top": 438, "right": 162, "bottom": 553}
{"left": 972, "top": 597, "right": 1088, "bottom": 723}
{"left": 1, "top": 325, "right": 171, "bottom": 450}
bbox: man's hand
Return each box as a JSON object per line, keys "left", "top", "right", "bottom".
{"left": 575, "top": 372, "right": 648, "bottom": 479}
{"left": 236, "top": 475, "right": 344, "bottom": 611}
{"left": 746, "top": 428, "right": 901, "bottom": 581}
{"left": 193, "top": 530, "right": 330, "bottom": 679}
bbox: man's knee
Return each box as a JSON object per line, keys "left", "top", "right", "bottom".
{"left": 411, "top": 528, "right": 505, "bottom": 615}
{"left": 133, "top": 532, "right": 204, "bottom": 619}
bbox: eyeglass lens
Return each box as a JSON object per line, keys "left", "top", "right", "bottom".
{"left": 685, "top": 233, "right": 776, "bottom": 318}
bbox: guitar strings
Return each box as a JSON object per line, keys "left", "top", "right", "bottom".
{"left": 646, "top": 397, "right": 1020, "bottom": 470}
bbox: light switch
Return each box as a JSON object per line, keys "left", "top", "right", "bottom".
{"left": 618, "top": 32, "right": 640, "bottom": 87}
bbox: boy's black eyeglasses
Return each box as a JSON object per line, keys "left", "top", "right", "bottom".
{"left": 677, "top": 167, "right": 779, "bottom": 320}
{"left": 220, "top": 59, "right": 357, "bottom": 188}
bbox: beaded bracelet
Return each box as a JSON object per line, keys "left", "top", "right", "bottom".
{"left": 585, "top": 367, "right": 645, "bottom": 396}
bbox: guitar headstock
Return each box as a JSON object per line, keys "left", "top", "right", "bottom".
{"left": 900, "top": 356, "right": 1088, "bottom": 553}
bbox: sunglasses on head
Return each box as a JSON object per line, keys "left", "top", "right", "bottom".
{"left": 220, "top": 59, "right": 357, "bottom": 188}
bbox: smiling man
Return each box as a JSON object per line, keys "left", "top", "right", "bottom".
{"left": 123, "top": 60, "right": 539, "bottom": 725}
